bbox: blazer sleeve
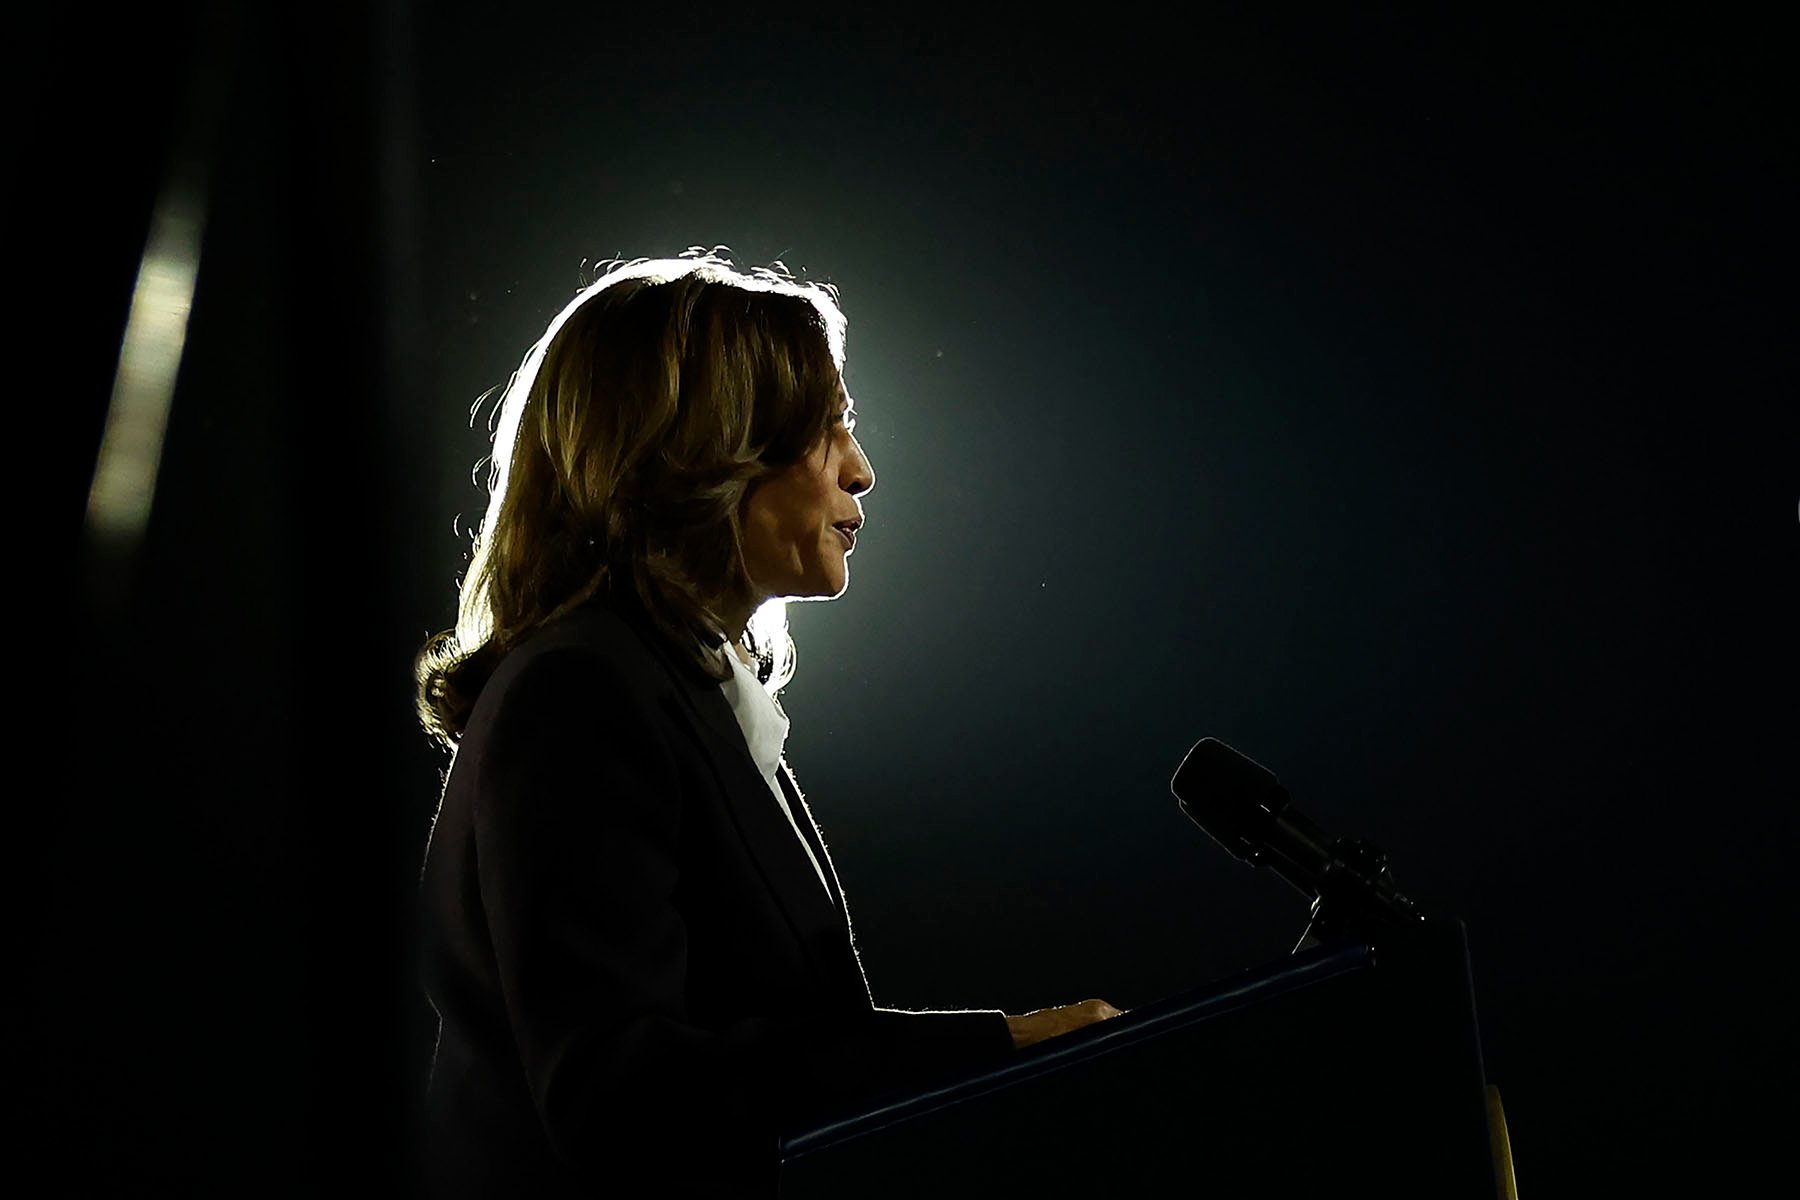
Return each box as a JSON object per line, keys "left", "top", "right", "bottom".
{"left": 472, "top": 647, "right": 1012, "bottom": 1189}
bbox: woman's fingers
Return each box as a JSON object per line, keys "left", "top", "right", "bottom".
{"left": 1083, "top": 998, "right": 1125, "bottom": 1021}
{"left": 1006, "top": 998, "right": 1127, "bottom": 1049}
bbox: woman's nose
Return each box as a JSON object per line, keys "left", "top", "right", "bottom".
{"left": 844, "top": 433, "right": 875, "bottom": 497}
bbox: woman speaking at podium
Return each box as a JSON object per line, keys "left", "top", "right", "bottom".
{"left": 413, "top": 250, "right": 1122, "bottom": 1197}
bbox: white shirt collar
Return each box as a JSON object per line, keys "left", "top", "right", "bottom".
{"left": 716, "top": 646, "right": 789, "bottom": 781}
{"left": 715, "top": 643, "right": 836, "bottom": 906}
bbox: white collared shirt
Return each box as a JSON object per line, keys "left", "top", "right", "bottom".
{"left": 716, "top": 646, "right": 835, "bottom": 905}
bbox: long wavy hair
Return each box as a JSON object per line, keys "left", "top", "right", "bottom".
{"left": 414, "top": 248, "right": 849, "bottom": 752}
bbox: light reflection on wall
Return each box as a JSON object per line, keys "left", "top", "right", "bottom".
{"left": 85, "top": 190, "right": 205, "bottom": 548}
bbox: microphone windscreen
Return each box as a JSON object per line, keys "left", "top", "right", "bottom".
{"left": 1170, "top": 737, "right": 1291, "bottom": 865}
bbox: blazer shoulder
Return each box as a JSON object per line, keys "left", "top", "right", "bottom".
{"left": 466, "top": 600, "right": 720, "bottom": 738}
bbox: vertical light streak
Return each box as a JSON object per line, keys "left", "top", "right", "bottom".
{"left": 85, "top": 190, "right": 205, "bottom": 545}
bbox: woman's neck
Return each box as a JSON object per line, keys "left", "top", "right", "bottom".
{"left": 718, "top": 589, "right": 761, "bottom": 658}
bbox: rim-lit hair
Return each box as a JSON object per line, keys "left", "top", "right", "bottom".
{"left": 414, "top": 247, "right": 847, "bottom": 751}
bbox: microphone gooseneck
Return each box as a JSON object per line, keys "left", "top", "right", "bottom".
{"left": 1170, "top": 737, "right": 1425, "bottom": 950}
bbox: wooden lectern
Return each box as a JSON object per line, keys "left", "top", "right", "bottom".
{"left": 779, "top": 920, "right": 1503, "bottom": 1198}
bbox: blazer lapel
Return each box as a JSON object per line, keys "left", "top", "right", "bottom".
{"left": 669, "top": 673, "right": 850, "bottom": 940}
{"left": 606, "top": 598, "right": 848, "bottom": 948}
{"left": 776, "top": 760, "right": 846, "bottom": 914}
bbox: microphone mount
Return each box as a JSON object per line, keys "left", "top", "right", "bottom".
{"left": 1170, "top": 737, "right": 1427, "bottom": 953}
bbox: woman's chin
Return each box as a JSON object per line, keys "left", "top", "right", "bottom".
{"left": 807, "top": 569, "right": 850, "bottom": 600}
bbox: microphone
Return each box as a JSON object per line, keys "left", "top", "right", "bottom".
{"left": 1170, "top": 737, "right": 1424, "bottom": 948}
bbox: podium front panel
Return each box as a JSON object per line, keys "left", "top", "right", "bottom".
{"left": 781, "top": 923, "right": 1496, "bottom": 1198}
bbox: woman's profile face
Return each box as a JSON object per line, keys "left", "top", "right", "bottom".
{"left": 740, "top": 389, "right": 875, "bottom": 603}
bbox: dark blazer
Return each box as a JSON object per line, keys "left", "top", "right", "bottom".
{"left": 418, "top": 590, "right": 1013, "bottom": 1197}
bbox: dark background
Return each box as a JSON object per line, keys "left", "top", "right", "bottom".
{"left": 23, "top": 2, "right": 1791, "bottom": 1194}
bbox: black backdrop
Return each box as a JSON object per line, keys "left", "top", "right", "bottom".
{"left": 24, "top": 3, "right": 1792, "bottom": 1194}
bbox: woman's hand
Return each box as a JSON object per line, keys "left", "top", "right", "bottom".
{"left": 1004, "top": 999, "right": 1125, "bottom": 1050}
